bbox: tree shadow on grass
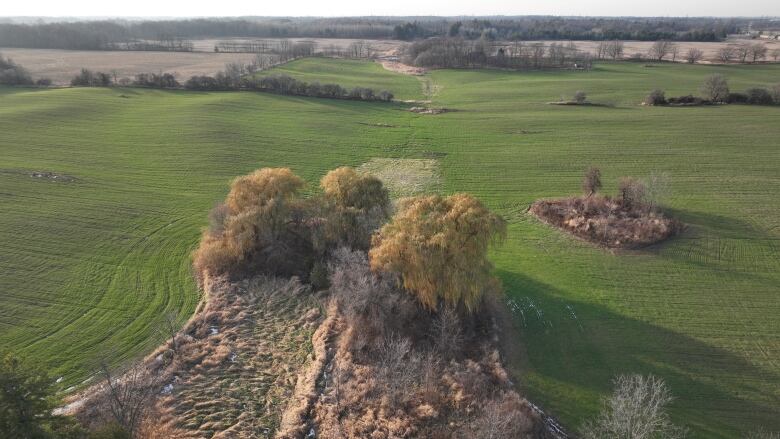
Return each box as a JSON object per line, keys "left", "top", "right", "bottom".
{"left": 496, "top": 270, "right": 780, "bottom": 438}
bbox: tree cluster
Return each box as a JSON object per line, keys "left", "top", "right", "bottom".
{"left": 0, "top": 17, "right": 751, "bottom": 52}
{"left": 646, "top": 76, "right": 780, "bottom": 106}
{"left": 0, "top": 53, "right": 33, "bottom": 85}
{"left": 407, "top": 37, "right": 593, "bottom": 70}
{"left": 70, "top": 69, "right": 113, "bottom": 87}
{"left": 192, "top": 167, "right": 391, "bottom": 284}
{"left": 185, "top": 71, "right": 393, "bottom": 101}
{"left": 132, "top": 72, "right": 179, "bottom": 89}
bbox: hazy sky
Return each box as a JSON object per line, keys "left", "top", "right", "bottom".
{"left": 1, "top": 0, "right": 779, "bottom": 18}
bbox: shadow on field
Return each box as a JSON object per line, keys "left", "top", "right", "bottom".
{"left": 666, "top": 208, "right": 768, "bottom": 238}
{"left": 497, "top": 270, "right": 780, "bottom": 438}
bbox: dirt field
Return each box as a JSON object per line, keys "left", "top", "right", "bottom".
{"left": 189, "top": 37, "right": 405, "bottom": 56}
{"left": 0, "top": 48, "right": 263, "bottom": 84}
{"left": 519, "top": 38, "right": 780, "bottom": 63}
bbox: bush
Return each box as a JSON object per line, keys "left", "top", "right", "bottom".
{"left": 618, "top": 177, "right": 647, "bottom": 209}
{"left": 582, "top": 166, "right": 602, "bottom": 196}
{"left": 701, "top": 74, "right": 729, "bottom": 103}
{"left": 666, "top": 95, "right": 705, "bottom": 105}
{"left": 133, "top": 72, "right": 179, "bottom": 89}
{"left": 644, "top": 89, "right": 666, "bottom": 105}
{"left": 71, "top": 68, "right": 113, "bottom": 87}
{"left": 35, "top": 78, "right": 52, "bottom": 87}
{"left": 0, "top": 53, "right": 34, "bottom": 85}
{"left": 573, "top": 90, "right": 587, "bottom": 103}
{"left": 771, "top": 84, "right": 780, "bottom": 104}
{"left": 745, "top": 87, "right": 774, "bottom": 105}
{"left": 184, "top": 75, "right": 220, "bottom": 91}
{"left": 727, "top": 92, "right": 749, "bottom": 104}
{"left": 580, "top": 375, "right": 685, "bottom": 439}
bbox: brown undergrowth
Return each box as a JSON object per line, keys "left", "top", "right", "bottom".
{"left": 277, "top": 248, "right": 554, "bottom": 439}
{"left": 530, "top": 195, "right": 682, "bottom": 249}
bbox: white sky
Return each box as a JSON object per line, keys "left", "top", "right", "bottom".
{"left": 1, "top": 0, "right": 778, "bottom": 18}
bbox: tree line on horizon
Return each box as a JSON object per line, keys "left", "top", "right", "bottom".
{"left": 0, "top": 16, "right": 764, "bottom": 51}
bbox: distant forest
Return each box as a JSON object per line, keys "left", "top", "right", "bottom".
{"left": 0, "top": 16, "right": 768, "bottom": 50}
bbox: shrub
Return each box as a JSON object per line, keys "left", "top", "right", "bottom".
{"left": 369, "top": 194, "right": 507, "bottom": 312}
{"left": 0, "top": 53, "right": 33, "bottom": 85}
{"left": 71, "top": 69, "right": 113, "bottom": 87}
{"left": 0, "top": 352, "right": 84, "bottom": 437}
{"left": 745, "top": 87, "right": 774, "bottom": 105}
{"left": 133, "top": 72, "right": 179, "bottom": 89}
{"left": 580, "top": 375, "right": 685, "bottom": 439}
{"left": 771, "top": 84, "right": 780, "bottom": 104}
{"left": 644, "top": 89, "right": 666, "bottom": 105}
{"left": 727, "top": 92, "right": 749, "bottom": 104}
{"left": 618, "top": 177, "right": 646, "bottom": 209}
{"left": 666, "top": 95, "right": 704, "bottom": 105}
{"left": 701, "top": 74, "right": 729, "bottom": 103}
{"left": 582, "top": 166, "right": 602, "bottom": 196}
{"left": 35, "top": 78, "right": 52, "bottom": 87}
{"left": 573, "top": 90, "right": 587, "bottom": 103}
{"left": 184, "top": 75, "right": 220, "bottom": 91}
{"left": 225, "top": 167, "right": 304, "bottom": 213}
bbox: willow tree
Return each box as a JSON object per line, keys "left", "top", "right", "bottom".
{"left": 369, "top": 194, "right": 507, "bottom": 312}
{"left": 193, "top": 167, "right": 312, "bottom": 280}
{"left": 320, "top": 167, "right": 390, "bottom": 250}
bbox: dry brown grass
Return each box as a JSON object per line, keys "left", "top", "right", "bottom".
{"left": 71, "top": 275, "right": 322, "bottom": 438}
{"left": 357, "top": 158, "right": 440, "bottom": 197}
{"left": 530, "top": 195, "right": 682, "bottom": 249}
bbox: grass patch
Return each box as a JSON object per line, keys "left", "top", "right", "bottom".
{"left": 357, "top": 158, "right": 441, "bottom": 197}
{"left": 1, "top": 60, "right": 780, "bottom": 437}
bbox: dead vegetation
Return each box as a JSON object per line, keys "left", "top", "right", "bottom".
{"left": 408, "top": 106, "right": 450, "bottom": 114}
{"left": 530, "top": 169, "right": 682, "bottom": 249}
{"left": 282, "top": 248, "right": 552, "bottom": 439}
{"left": 72, "top": 275, "right": 322, "bottom": 438}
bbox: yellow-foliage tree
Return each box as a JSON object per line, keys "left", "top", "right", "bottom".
{"left": 193, "top": 167, "right": 312, "bottom": 280}
{"left": 369, "top": 194, "right": 507, "bottom": 312}
{"left": 320, "top": 167, "right": 390, "bottom": 250}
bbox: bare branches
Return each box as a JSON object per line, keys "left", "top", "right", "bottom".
{"left": 97, "top": 360, "right": 162, "bottom": 437}
{"left": 580, "top": 374, "right": 686, "bottom": 439}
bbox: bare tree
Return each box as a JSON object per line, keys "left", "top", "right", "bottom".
{"left": 670, "top": 44, "right": 680, "bottom": 62}
{"left": 735, "top": 43, "right": 751, "bottom": 63}
{"left": 97, "top": 360, "right": 162, "bottom": 437}
{"left": 749, "top": 43, "right": 768, "bottom": 63}
{"left": 619, "top": 177, "right": 647, "bottom": 209}
{"left": 717, "top": 45, "right": 736, "bottom": 63}
{"left": 580, "top": 374, "right": 686, "bottom": 439}
{"left": 685, "top": 48, "right": 704, "bottom": 64}
{"left": 582, "top": 166, "right": 602, "bottom": 196}
{"left": 645, "top": 171, "right": 671, "bottom": 211}
{"left": 431, "top": 307, "right": 462, "bottom": 357}
{"left": 649, "top": 40, "right": 676, "bottom": 61}
{"left": 701, "top": 74, "right": 729, "bottom": 102}
{"left": 159, "top": 312, "right": 180, "bottom": 354}
{"left": 605, "top": 40, "right": 625, "bottom": 60}
{"left": 772, "top": 48, "right": 780, "bottom": 62}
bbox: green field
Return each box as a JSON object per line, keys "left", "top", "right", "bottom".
{"left": 1, "top": 58, "right": 779, "bottom": 436}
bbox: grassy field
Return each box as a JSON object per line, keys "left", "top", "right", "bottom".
{"left": 1, "top": 59, "right": 779, "bottom": 436}
{"left": 254, "top": 57, "right": 425, "bottom": 101}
